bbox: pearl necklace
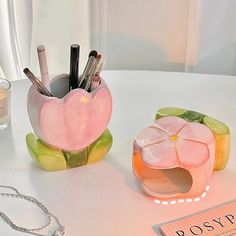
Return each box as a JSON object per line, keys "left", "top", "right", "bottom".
{"left": 0, "top": 185, "right": 65, "bottom": 236}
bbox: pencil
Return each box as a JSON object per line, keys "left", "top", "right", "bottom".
{"left": 23, "top": 68, "right": 53, "bottom": 97}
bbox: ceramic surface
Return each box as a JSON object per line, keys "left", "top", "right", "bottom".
{"left": 133, "top": 116, "right": 215, "bottom": 199}
{"left": 27, "top": 75, "right": 112, "bottom": 151}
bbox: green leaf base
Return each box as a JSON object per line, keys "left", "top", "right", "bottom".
{"left": 26, "top": 129, "right": 113, "bottom": 171}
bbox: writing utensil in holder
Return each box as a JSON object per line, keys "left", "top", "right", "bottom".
{"left": 88, "top": 61, "right": 103, "bottom": 93}
{"left": 78, "top": 50, "right": 97, "bottom": 89}
{"left": 23, "top": 68, "right": 53, "bottom": 97}
{"left": 95, "top": 61, "right": 104, "bottom": 75}
{"left": 69, "top": 44, "right": 80, "bottom": 91}
{"left": 94, "top": 54, "right": 101, "bottom": 71}
{"left": 37, "top": 45, "right": 51, "bottom": 92}
{"left": 89, "top": 74, "right": 101, "bottom": 92}
{"left": 84, "top": 54, "right": 101, "bottom": 91}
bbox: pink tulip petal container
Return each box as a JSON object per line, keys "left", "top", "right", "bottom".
{"left": 26, "top": 74, "right": 113, "bottom": 171}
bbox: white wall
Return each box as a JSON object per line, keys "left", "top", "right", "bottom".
{"left": 30, "top": 0, "right": 90, "bottom": 77}
{"left": 90, "top": 0, "right": 236, "bottom": 75}
{"left": 90, "top": 0, "right": 189, "bottom": 71}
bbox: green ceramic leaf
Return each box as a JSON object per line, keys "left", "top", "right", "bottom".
{"left": 155, "top": 107, "right": 186, "bottom": 120}
{"left": 88, "top": 129, "right": 113, "bottom": 164}
{"left": 63, "top": 148, "right": 89, "bottom": 168}
{"left": 180, "top": 110, "right": 205, "bottom": 123}
{"left": 26, "top": 133, "right": 67, "bottom": 171}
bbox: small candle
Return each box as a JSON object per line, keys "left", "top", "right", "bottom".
{"left": 0, "top": 78, "right": 11, "bottom": 130}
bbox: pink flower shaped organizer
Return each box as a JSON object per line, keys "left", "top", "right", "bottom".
{"left": 133, "top": 107, "right": 230, "bottom": 200}
{"left": 26, "top": 74, "right": 113, "bottom": 171}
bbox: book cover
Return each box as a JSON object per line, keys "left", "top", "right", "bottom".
{"left": 153, "top": 199, "right": 236, "bottom": 236}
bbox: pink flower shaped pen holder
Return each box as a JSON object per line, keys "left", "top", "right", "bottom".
{"left": 26, "top": 74, "right": 113, "bottom": 171}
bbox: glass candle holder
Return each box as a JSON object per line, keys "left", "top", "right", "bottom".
{"left": 0, "top": 78, "right": 11, "bottom": 130}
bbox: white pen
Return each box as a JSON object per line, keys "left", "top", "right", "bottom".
{"left": 37, "top": 45, "right": 51, "bottom": 92}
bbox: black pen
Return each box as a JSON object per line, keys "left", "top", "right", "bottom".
{"left": 69, "top": 44, "right": 80, "bottom": 91}
{"left": 23, "top": 68, "right": 53, "bottom": 97}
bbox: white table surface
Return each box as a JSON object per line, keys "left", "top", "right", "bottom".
{"left": 1, "top": 70, "right": 236, "bottom": 236}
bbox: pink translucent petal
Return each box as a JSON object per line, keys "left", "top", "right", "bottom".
{"left": 178, "top": 122, "right": 214, "bottom": 144}
{"left": 142, "top": 139, "right": 178, "bottom": 168}
{"left": 40, "top": 85, "right": 112, "bottom": 151}
{"left": 135, "top": 126, "right": 169, "bottom": 148}
{"left": 176, "top": 139, "right": 209, "bottom": 167}
{"left": 155, "top": 116, "right": 187, "bottom": 136}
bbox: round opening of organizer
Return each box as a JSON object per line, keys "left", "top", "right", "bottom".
{"left": 141, "top": 167, "right": 193, "bottom": 197}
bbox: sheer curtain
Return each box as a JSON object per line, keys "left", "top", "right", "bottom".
{"left": 0, "top": 0, "right": 236, "bottom": 80}
{"left": 90, "top": 0, "right": 236, "bottom": 76}
{"left": 0, "top": 0, "right": 32, "bottom": 80}
{"left": 0, "top": 0, "right": 90, "bottom": 80}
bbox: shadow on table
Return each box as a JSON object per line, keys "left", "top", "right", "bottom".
{"left": 104, "top": 150, "right": 148, "bottom": 196}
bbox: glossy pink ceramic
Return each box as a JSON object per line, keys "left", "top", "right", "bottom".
{"left": 133, "top": 116, "right": 215, "bottom": 199}
{"left": 27, "top": 75, "right": 112, "bottom": 151}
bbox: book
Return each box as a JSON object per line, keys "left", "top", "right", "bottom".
{"left": 152, "top": 199, "right": 236, "bottom": 236}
